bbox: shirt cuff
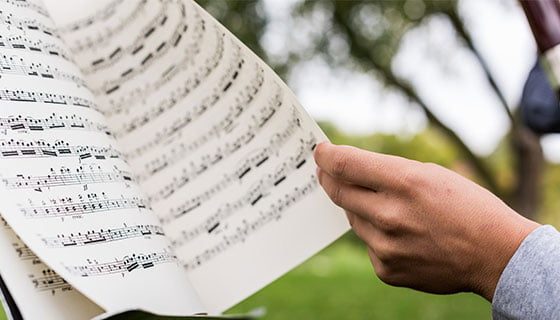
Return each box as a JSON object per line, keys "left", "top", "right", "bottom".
{"left": 492, "top": 225, "right": 560, "bottom": 320}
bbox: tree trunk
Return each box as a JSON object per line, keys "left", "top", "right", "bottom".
{"left": 510, "top": 124, "right": 544, "bottom": 219}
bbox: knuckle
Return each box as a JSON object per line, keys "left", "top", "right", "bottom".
{"left": 374, "top": 240, "right": 397, "bottom": 263}
{"left": 397, "top": 162, "right": 428, "bottom": 194}
{"left": 374, "top": 263, "right": 397, "bottom": 286}
{"left": 376, "top": 211, "right": 402, "bottom": 234}
{"left": 331, "top": 152, "right": 349, "bottom": 178}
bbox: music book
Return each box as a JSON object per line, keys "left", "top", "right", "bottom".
{"left": 0, "top": 0, "right": 350, "bottom": 319}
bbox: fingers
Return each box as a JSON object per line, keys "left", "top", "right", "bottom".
{"left": 317, "top": 167, "right": 379, "bottom": 217}
{"left": 314, "top": 142, "right": 413, "bottom": 191}
{"left": 345, "top": 211, "right": 379, "bottom": 248}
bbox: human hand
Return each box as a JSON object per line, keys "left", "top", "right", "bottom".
{"left": 314, "top": 142, "right": 540, "bottom": 301}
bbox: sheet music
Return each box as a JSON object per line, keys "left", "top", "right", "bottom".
{"left": 0, "top": 0, "right": 205, "bottom": 317}
{"left": 0, "top": 217, "right": 103, "bottom": 319}
{"left": 48, "top": 0, "right": 349, "bottom": 313}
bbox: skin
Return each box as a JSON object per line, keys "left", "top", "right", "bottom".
{"left": 313, "top": 142, "right": 540, "bottom": 301}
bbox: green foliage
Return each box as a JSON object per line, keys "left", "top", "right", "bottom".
{"left": 320, "top": 121, "right": 460, "bottom": 168}
{"left": 195, "top": 0, "right": 267, "bottom": 60}
{"left": 539, "top": 164, "right": 560, "bottom": 227}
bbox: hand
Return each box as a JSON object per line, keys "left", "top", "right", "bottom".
{"left": 314, "top": 142, "right": 540, "bottom": 301}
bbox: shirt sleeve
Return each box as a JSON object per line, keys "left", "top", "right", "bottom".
{"left": 493, "top": 225, "right": 560, "bottom": 320}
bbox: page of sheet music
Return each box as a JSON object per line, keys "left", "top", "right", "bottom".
{"left": 47, "top": 0, "right": 350, "bottom": 313}
{"left": 0, "top": 217, "right": 103, "bottom": 319}
{"left": 0, "top": 0, "right": 205, "bottom": 316}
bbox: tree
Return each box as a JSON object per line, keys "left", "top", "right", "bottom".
{"left": 198, "top": 0, "right": 544, "bottom": 218}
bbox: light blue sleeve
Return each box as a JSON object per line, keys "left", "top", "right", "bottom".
{"left": 492, "top": 225, "right": 560, "bottom": 320}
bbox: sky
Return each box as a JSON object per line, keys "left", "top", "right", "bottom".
{"left": 261, "top": 0, "right": 560, "bottom": 163}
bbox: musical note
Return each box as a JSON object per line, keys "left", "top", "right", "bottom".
{"left": 58, "top": 0, "right": 125, "bottom": 34}
{"left": 138, "top": 104, "right": 300, "bottom": 185}
{"left": 0, "top": 32, "right": 71, "bottom": 61}
{"left": 3, "top": 0, "right": 50, "bottom": 18}
{"left": 0, "top": 54, "right": 87, "bottom": 87}
{"left": 66, "top": 0, "right": 148, "bottom": 53}
{"left": 20, "top": 192, "right": 149, "bottom": 219}
{"left": 146, "top": 94, "right": 284, "bottom": 202}
{"left": 2, "top": 164, "right": 132, "bottom": 190}
{"left": 169, "top": 135, "right": 316, "bottom": 244}
{"left": 13, "top": 240, "right": 39, "bottom": 263}
{"left": 0, "top": 11, "right": 59, "bottom": 39}
{"left": 104, "top": 24, "right": 225, "bottom": 117}
{"left": 150, "top": 105, "right": 304, "bottom": 206}
{"left": 114, "top": 47, "right": 247, "bottom": 138}
{"left": 0, "top": 89, "right": 97, "bottom": 108}
{"left": 41, "top": 223, "right": 165, "bottom": 248}
{"left": 0, "top": 216, "right": 8, "bottom": 229}
{"left": 66, "top": 250, "right": 177, "bottom": 277}
{"left": 82, "top": 1, "right": 192, "bottom": 76}
{"left": 0, "top": 139, "right": 121, "bottom": 160}
{"left": 183, "top": 175, "right": 318, "bottom": 270}
{"left": 32, "top": 269, "right": 72, "bottom": 294}
{"left": 0, "top": 113, "right": 111, "bottom": 135}
{"left": 126, "top": 67, "right": 269, "bottom": 161}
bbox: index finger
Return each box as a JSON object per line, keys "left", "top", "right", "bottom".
{"left": 313, "top": 142, "right": 412, "bottom": 190}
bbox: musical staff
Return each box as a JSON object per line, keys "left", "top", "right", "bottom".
{"left": 126, "top": 60, "right": 266, "bottom": 161}
{"left": 32, "top": 269, "right": 72, "bottom": 294}
{"left": 0, "top": 113, "right": 111, "bottom": 135}
{"left": 20, "top": 192, "right": 149, "bottom": 219}
{"left": 0, "top": 11, "right": 59, "bottom": 39}
{"left": 139, "top": 101, "right": 298, "bottom": 184}
{"left": 149, "top": 99, "right": 297, "bottom": 206}
{"left": 94, "top": 3, "right": 205, "bottom": 96}
{"left": 4, "top": 0, "right": 50, "bottom": 18}
{"left": 0, "top": 32, "right": 71, "bottom": 61}
{"left": 2, "top": 164, "right": 132, "bottom": 190}
{"left": 66, "top": 251, "right": 177, "bottom": 277}
{"left": 0, "top": 139, "right": 121, "bottom": 160}
{"left": 0, "top": 54, "right": 87, "bottom": 87}
{"left": 169, "top": 135, "right": 316, "bottom": 244}
{"left": 105, "top": 24, "right": 225, "bottom": 117}
{"left": 83, "top": 1, "right": 192, "bottom": 76}
{"left": 42, "top": 224, "right": 165, "bottom": 248}
{"left": 114, "top": 46, "right": 247, "bottom": 137}
{"left": 67, "top": 0, "right": 148, "bottom": 53}
{"left": 59, "top": 0, "right": 125, "bottom": 33}
{"left": 0, "top": 89, "right": 97, "bottom": 108}
{"left": 147, "top": 96, "right": 284, "bottom": 203}
{"left": 13, "top": 240, "right": 39, "bottom": 263}
{"left": 183, "top": 175, "right": 318, "bottom": 270}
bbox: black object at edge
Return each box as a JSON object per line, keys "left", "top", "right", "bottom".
{"left": 0, "top": 274, "right": 23, "bottom": 320}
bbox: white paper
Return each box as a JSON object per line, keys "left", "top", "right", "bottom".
{"left": 47, "top": 0, "right": 349, "bottom": 313}
{"left": 0, "top": 1, "right": 204, "bottom": 316}
{"left": 0, "top": 217, "right": 103, "bottom": 320}
{"left": 0, "top": 0, "right": 350, "bottom": 316}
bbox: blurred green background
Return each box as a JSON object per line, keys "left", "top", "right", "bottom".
{"left": 2, "top": 0, "right": 560, "bottom": 319}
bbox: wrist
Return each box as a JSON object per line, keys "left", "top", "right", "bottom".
{"left": 470, "top": 212, "right": 540, "bottom": 301}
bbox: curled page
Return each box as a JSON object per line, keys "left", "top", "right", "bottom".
{"left": 49, "top": 0, "right": 350, "bottom": 313}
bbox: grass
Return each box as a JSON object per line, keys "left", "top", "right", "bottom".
{"left": 0, "top": 235, "right": 491, "bottom": 319}
{"left": 227, "top": 234, "right": 491, "bottom": 319}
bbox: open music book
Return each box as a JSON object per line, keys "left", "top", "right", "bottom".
{"left": 0, "top": 0, "right": 349, "bottom": 319}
